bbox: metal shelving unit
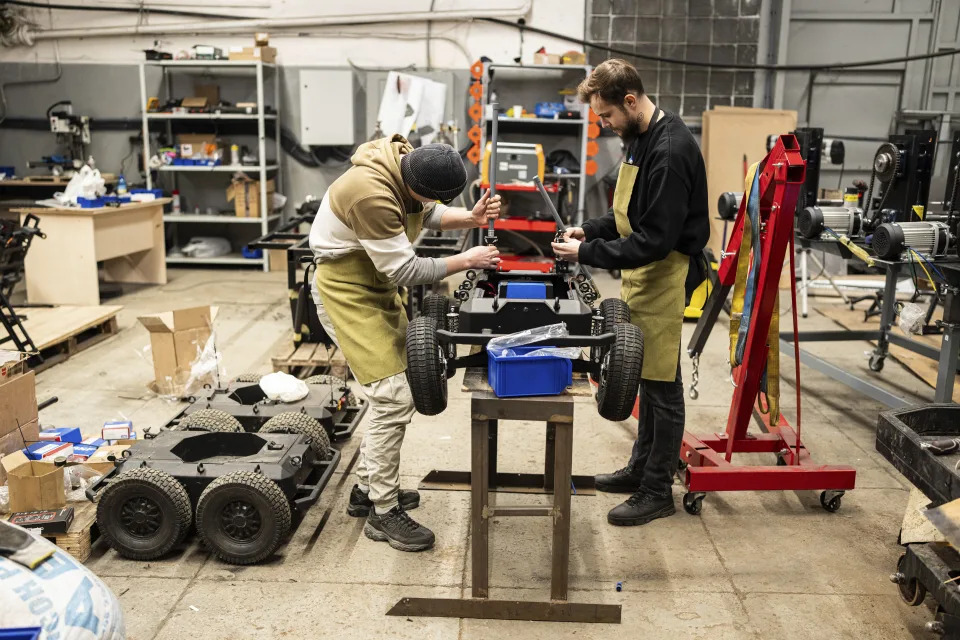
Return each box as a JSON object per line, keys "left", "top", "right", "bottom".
{"left": 480, "top": 62, "right": 592, "bottom": 225}
{"left": 138, "top": 59, "right": 281, "bottom": 271}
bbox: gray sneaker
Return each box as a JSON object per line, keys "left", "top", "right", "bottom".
{"left": 364, "top": 506, "right": 435, "bottom": 552}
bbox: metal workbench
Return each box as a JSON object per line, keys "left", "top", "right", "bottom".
{"left": 781, "top": 237, "right": 960, "bottom": 407}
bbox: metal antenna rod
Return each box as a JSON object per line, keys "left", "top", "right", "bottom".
{"left": 532, "top": 176, "right": 567, "bottom": 232}
{"left": 485, "top": 102, "right": 499, "bottom": 246}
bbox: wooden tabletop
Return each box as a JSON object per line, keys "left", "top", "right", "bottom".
{"left": 462, "top": 366, "right": 595, "bottom": 397}
{"left": 14, "top": 198, "right": 171, "bottom": 216}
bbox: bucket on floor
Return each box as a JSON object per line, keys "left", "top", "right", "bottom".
{"left": 487, "top": 346, "right": 572, "bottom": 398}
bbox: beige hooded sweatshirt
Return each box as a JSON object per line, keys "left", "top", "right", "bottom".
{"left": 308, "top": 135, "right": 449, "bottom": 285}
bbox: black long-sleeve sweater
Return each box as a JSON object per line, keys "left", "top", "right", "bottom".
{"left": 578, "top": 111, "right": 709, "bottom": 270}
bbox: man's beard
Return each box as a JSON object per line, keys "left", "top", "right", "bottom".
{"left": 617, "top": 111, "right": 643, "bottom": 141}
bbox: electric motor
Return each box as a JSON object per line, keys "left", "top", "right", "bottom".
{"left": 797, "top": 206, "right": 863, "bottom": 239}
{"left": 872, "top": 221, "right": 951, "bottom": 259}
{"left": 717, "top": 192, "right": 742, "bottom": 221}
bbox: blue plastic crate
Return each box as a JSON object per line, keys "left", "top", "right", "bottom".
{"left": 242, "top": 246, "right": 263, "bottom": 259}
{"left": 487, "top": 346, "right": 572, "bottom": 398}
{"left": 504, "top": 282, "right": 547, "bottom": 299}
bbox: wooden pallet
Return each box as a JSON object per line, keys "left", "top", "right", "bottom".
{"left": 272, "top": 338, "right": 349, "bottom": 379}
{"left": 12, "top": 305, "right": 122, "bottom": 372}
{"left": 3, "top": 502, "right": 99, "bottom": 563}
{"left": 44, "top": 502, "right": 99, "bottom": 563}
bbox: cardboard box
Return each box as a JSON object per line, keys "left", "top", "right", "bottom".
{"left": 0, "top": 418, "right": 40, "bottom": 484}
{"left": 71, "top": 444, "right": 99, "bottom": 459}
{"left": 0, "top": 371, "right": 38, "bottom": 438}
{"left": 228, "top": 46, "right": 277, "bottom": 63}
{"left": 138, "top": 306, "right": 219, "bottom": 397}
{"left": 561, "top": 50, "right": 586, "bottom": 65}
{"left": 534, "top": 52, "right": 561, "bottom": 65}
{"left": 84, "top": 444, "right": 131, "bottom": 475}
{"left": 0, "top": 350, "right": 27, "bottom": 382}
{"left": 194, "top": 83, "right": 220, "bottom": 105}
{"left": 177, "top": 133, "right": 217, "bottom": 159}
{"left": 38, "top": 427, "right": 82, "bottom": 444}
{"left": 108, "top": 433, "right": 137, "bottom": 446}
{"left": 82, "top": 437, "right": 107, "bottom": 447}
{"left": 9, "top": 507, "right": 75, "bottom": 534}
{"left": 1, "top": 451, "right": 66, "bottom": 512}
{"left": 102, "top": 420, "right": 133, "bottom": 441}
{"left": 226, "top": 177, "right": 275, "bottom": 218}
{"left": 24, "top": 441, "right": 73, "bottom": 461}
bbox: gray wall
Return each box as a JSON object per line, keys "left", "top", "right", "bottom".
{"left": 776, "top": 0, "right": 960, "bottom": 187}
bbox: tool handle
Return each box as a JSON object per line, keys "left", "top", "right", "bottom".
{"left": 486, "top": 102, "right": 498, "bottom": 240}
{"left": 532, "top": 176, "right": 567, "bottom": 232}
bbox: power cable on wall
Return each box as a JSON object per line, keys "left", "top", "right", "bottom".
{"left": 2, "top": 2, "right": 958, "bottom": 74}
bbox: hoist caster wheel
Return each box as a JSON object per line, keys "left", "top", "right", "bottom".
{"left": 682, "top": 492, "right": 704, "bottom": 515}
{"left": 776, "top": 455, "right": 787, "bottom": 466}
{"left": 820, "top": 491, "right": 843, "bottom": 512}
{"left": 868, "top": 354, "right": 885, "bottom": 372}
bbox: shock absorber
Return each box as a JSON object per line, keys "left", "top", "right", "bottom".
{"left": 797, "top": 205, "right": 864, "bottom": 239}
{"left": 872, "top": 221, "right": 952, "bottom": 259}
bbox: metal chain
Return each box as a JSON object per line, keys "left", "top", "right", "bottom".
{"left": 688, "top": 354, "right": 699, "bottom": 400}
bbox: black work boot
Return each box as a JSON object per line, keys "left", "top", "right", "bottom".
{"left": 607, "top": 490, "right": 676, "bottom": 526}
{"left": 364, "top": 506, "right": 436, "bottom": 552}
{"left": 595, "top": 466, "right": 644, "bottom": 494}
{"left": 347, "top": 485, "right": 420, "bottom": 517}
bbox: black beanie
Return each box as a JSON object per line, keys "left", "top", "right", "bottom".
{"left": 400, "top": 143, "right": 468, "bottom": 204}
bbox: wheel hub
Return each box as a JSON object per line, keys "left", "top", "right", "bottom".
{"left": 119, "top": 496, "right": 163, "bottom": 537}
{"left": 220, "top": 500, "right": 262, "bottom": 541}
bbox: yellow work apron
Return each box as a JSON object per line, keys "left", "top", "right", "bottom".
{"left": 314, "top": 211, "right": 424, "bottom": 385}
{"left": 613, "top": 162, "right": 689, "bottom": 381}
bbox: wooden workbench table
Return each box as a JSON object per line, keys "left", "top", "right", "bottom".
{"left": 14, "top": 199, "right": 169, "bottom": 306}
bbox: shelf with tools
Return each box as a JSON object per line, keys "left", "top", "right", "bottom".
{"left": 138, "top": 58, "right": 282, "bottom": 271}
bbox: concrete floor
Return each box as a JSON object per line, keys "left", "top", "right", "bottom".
{"left": 31, "top": 268, "right": 947, "bottom": 639}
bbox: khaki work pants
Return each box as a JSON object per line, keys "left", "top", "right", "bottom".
{"left": 312, "top": 285, "right": 414, "bottom": 511}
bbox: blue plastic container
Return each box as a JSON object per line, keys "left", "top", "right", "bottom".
{"left": 487, "top": 346, "right": 573, "bottom": 398}
{"left": 242, "top": 246, "right": 263, "bottom": 259}
{"left": 0, "top": 628, "right": 42, "bottom": 640}
{"left": 131, "top": 188, "right": 163, "bottom": 198}
{"left": 504, "top": 282, "right": 547, "bottom": 299}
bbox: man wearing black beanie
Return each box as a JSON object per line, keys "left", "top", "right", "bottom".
{"left": 309, "top": 135, "right": 501, "bottom": 552}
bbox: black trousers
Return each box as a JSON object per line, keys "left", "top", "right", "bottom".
{"left": 626, "top": 361, "right": 685, "bottom": 498}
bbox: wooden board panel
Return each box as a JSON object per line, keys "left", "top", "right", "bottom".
{"left": 15, "top": 305, "right": 122, "bottom": 351}
{"left": 271, "top": 335, "right": 349, "bottom": 379}
{"left": 701, "top": 108, "right": 798, "bottom": 258}
{"left": 818, "top": 305, "right": 960, "bottom": 403}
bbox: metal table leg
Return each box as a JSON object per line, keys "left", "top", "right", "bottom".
{"left": 471, "top": 417, "right": 490, "bottom": 598}
{"left": 550, "top": 420, "right": 573, "bottom": 601}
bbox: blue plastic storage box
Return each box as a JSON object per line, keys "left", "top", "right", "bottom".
{"left": 504, "top": 282, "right": 547, "bottom": 299}
{"left": 487, "top": 346, "right": 573, "bottom": 398}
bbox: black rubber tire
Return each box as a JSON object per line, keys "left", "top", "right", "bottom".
{"left": 178, "top": 408, "right": 243, "bottom": 433}
{"left": 196, "top": 471, "right": 292, "bottom": 565}
{"left": 405, "top": 316, "right": 448, "bottom": 416}
{"left": 421, "top": 293, "right": 450, "bottom": 331}
{"left": 596, "top": 323, "right": 644, "bottom": 422}
{"left": 682, "top": 493, "right": 704, "bottom": 515}
{"left": 260, "top": 411, "right": 331, "bottom": 459}
{"left": 303, "top": 374, "right": 346, "bottom": 387}
{"left": 233, "top": 373, "right": 263, "bottom": 383}
{"left": 599, "top": 297, "right": 631, "bottom": 332}
{"left": 96, "top": 467, "right": 192, "bottom": 561}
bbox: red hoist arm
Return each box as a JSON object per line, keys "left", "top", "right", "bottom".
{"left": 724, "top": 135, "right": 806, "bottom": 456}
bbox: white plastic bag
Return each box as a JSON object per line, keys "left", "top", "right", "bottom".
{"left": 487, "top": 323, "right": 569, "bottom": 356}
{"left": 523, "top": 347, "right": 583, "bottom": 359}
{"left": 182, "top": 237, "right": 231, "bottom": 259}
{"left": 0, "top": 522, "right": 125, "bottom": 640}
{"left": 898, "top": 302, "right": 926, "bottom": 335}
{"left": 54, "top": 164, "right": 106, "bottom": 206}
{"left": 259, "top": 371, "right": 309, "bottom": 403}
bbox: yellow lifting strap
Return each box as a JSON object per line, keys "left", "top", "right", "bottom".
{"left": 728, "top": 160, "right": 780, "bottom": 424}
{"left": 729, "top": 162, "right": 759, "bottom": 364}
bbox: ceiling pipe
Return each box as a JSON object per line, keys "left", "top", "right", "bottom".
{"left": 28, "top": 4, "right": 533, "bottom": 41}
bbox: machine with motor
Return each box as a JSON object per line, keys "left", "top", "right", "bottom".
{"left": 869, "top": 131, "right": 960, "bottom": 260}
{"left": 26, "top": 101, "right": 91, "bottom": 176}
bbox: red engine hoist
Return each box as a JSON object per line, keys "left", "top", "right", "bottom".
{"left": 680, "top": 135, "right": 856, "bottom": 515}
